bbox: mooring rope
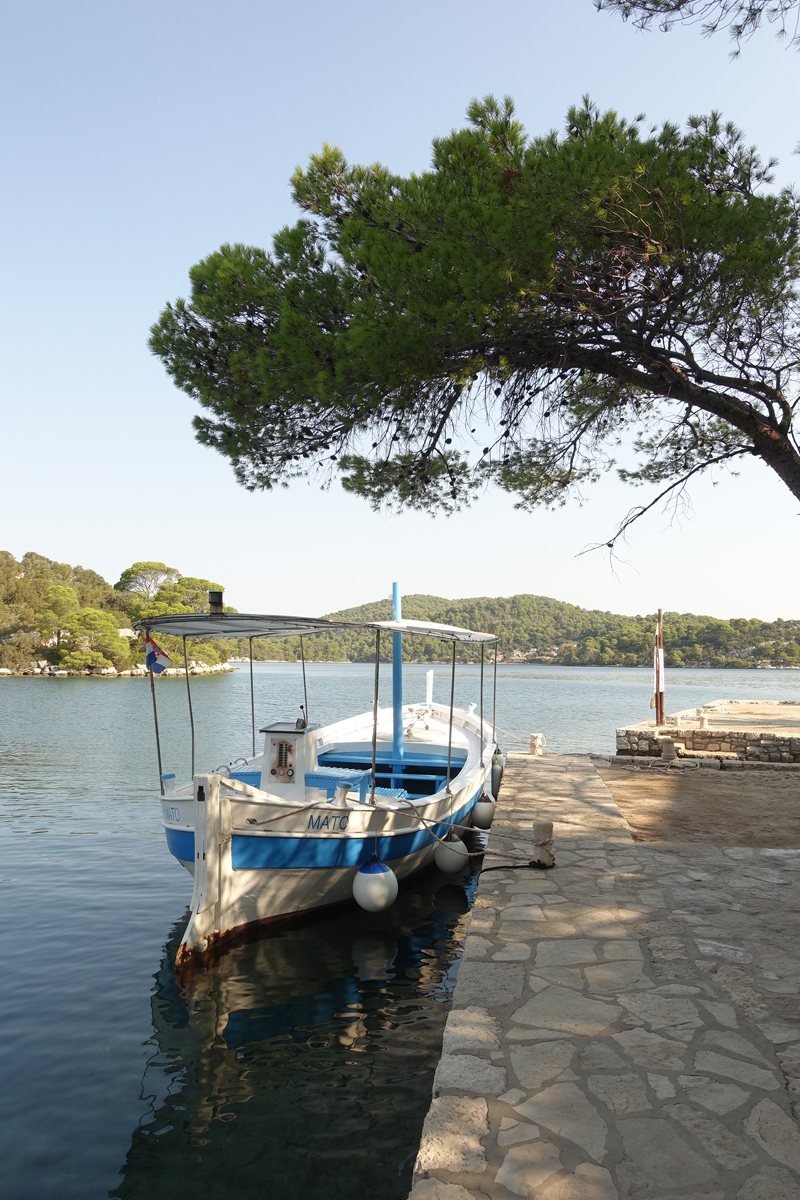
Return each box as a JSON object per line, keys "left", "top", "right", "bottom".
{"left": 493, "top": 724, "right": 529, "bottom": 744}
{"left": 233, "top": 783, "right": 522, "bottom": 861}
{"left": 382, "top": 797, "right": 524, "bottom": 860}
{"left": 611, "top": 758, "right": 701, "bottom": 773}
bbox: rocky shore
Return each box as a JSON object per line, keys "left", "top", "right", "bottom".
{"left": 0, "top": 660, "right": 234, "bottom": 678}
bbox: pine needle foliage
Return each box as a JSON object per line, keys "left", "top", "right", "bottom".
{"left": 150, "top": 98, "right": 800, "bottom": 545}
{"left": 595, "top": 0, "right": 800, "bottom": 51}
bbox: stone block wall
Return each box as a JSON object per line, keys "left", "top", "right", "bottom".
{"left": 616, "top": 726, "right": 800, "bottom": 762}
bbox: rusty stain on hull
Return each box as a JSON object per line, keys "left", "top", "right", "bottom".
{"left": 174, "top": 894, "right": 357, "bottom": 979}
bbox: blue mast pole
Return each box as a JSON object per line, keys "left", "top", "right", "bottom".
{"left": 392, "top": 582, "right": 403, "bottom": 773}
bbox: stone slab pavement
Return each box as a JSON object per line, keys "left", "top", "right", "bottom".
{"left": 409, "top": 752, "right": 800, "bottom": 1200}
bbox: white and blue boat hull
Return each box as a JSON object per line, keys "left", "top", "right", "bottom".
{"left": 161, "top": 701, "right": 495, "bottom": 966}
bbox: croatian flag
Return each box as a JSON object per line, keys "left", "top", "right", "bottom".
{"left": 145, "top": 635, "right": 172, "bottom": 674}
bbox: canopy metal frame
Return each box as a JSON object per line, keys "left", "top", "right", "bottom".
{"left": 149, "top": 663, "right": 165, "bottom": 794}
{"left": 300, "top": 635, "right": 309, "bottom": 726}
{"left": 133, "top": 612, "right": 498, "bottom": 646}
{"left": 249, "top": 637, "right": 255, "bottom": 757}
{"left": 182, "top": 636, "right": 196, "bottom": 779}
{"left": 134, "top": 610, "right": 498, "bottom": 793}
{"left": 493, "top": 647, "right": 498, "bottom": 742}
{"left": 480, "top": 644, "right": 485, "bottom": 768}
{"left": 369, "top": 629, "right": 381, "bottom": 807}
{"left": 446, "top": 641, "right": 456, "bottom": 793}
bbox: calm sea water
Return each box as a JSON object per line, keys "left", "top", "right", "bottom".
{"left": 1, "top": 664, "right": 798, "bottom": 1199}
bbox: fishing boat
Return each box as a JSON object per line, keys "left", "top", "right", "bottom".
{"left": 133, "top": 586, "right": 499, "bottom": 967}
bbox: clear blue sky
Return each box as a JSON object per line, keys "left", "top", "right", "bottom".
{"left": 1, "top": 0, "right": 797, "bottom": 618}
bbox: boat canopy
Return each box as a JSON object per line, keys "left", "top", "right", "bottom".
{"left": 367, "top": 619, "right": 496, "bottom": 644}
{"left": 133, "top": 614, "right": 357, "bottom": 640}
{"left": 133, "top": 612, "right": 497, "bottom": 644}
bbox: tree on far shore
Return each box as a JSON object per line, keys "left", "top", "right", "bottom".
{"left": 114, "top": 562, "right": 178, "bottom": 600}
{"left": 143, "top": 575, "right": 227, "bottom": 616}
{"left": 149, "top": 97, "right": 800, "bottom": 551}
{"left": 0, "top": 553, "right": 234, "bottom": 670}
{"left": 58, "top": 608, "right": 133, "bottom": 672}
{"left": 33, "top": 584, "right": 79, "bottom": 646}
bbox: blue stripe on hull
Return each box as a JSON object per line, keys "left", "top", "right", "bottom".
{"left": 163, "top": 788, "right": 481, "bottom": 870}
{"left": 165, "top": 827, "right": 194, "bottom": 861}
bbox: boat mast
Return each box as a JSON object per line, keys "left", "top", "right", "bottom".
{"left": 392, "top": 582, "right": 403, "bottom": 767}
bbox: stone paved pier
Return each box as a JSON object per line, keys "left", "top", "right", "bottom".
{"left": 409, "top": 753, "right": 800, "bottom": 1200}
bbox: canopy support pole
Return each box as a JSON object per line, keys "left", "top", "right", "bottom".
{"left": 446, "top": 641, "right": 456, "bottom": 793}
{"left": 392, "top": 582, "right": 403, "bottom": 767}
{"left": 480, "top": 644, "right": 485, "bottom": 767}
{"left": 370, "top": 629, "right": 381, "bottom": 806}
{"left": 300, "top": 635, "right": 309, "bottom": 725}
{"left": 183, "top": 636, "right": 195, "bottom": 779}
{"left": 249, "top": 636, "right": 255, "bottom": 757}
{"left": 492, "top": 645, "right": 498, "bottom": 745}
{"left": 149, "top": 664, "right": 165, "bottom": 795}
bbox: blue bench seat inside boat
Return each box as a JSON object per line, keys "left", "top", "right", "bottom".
{"left": 227, "top": 767, "right": 402, "bottom": 803}
{"left": 305, "top": 767, "right": 372, "bottom": 804}
{"left": 229, "top": 770, "right": 262, "bottom": 788}
{"left": 317, "top": 749, "right": 465, "bottom": 799}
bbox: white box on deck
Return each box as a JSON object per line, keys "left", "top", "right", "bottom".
{"left": 259, "top": 722, "right": 319, "bottom": 794}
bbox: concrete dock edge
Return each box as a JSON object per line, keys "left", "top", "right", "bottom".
{"left": 408, "top": 751, "right": 800, "bottom": 1200}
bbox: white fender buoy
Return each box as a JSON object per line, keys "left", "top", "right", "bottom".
{"left": 352, "top": 854, "right": 399, "bottom": 912}
{"left": 491, "top": 751, "right": 504, "bottom": 798}
{"left": 471, "top": 797, "right": 496, "bottom": 830}
{"left": 434, "top": 831, "right": 468, "bottom": 874}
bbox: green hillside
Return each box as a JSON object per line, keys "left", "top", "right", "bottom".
{"left": 248, "top": 593, "right": 800, "bottom": 669}
{"left": 0, "top": 551, "right": 228, "bottom": 671}
{"left": 2, "top": 551, "right": 798, "bottom": 671}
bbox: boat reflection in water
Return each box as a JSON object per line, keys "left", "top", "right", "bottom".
{"left": 111, "top": 856, "right": 482, "bottom": 1200}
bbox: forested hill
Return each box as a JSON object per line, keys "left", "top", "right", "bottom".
{"left": 0, "top": 551, "right": 227, "bottom": 672}
{"left": 2, "top": 550, "right": 798, "bottom": 670}
{"left": 310, "top": 594, "right": 799, "bottom": 668}
{"left": 241, "top": 593, "right": 800, "bottom": 668}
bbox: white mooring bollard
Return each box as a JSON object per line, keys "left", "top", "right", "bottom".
{"left": 661, "top": 737, "right": 677, "bottom": 761}
{"left": 530, "top": 820, "right": 556, "bottom": 869}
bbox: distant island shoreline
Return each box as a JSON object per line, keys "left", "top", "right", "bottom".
{"left": 0, "top": 662, "right": 234, "bottom": 679}
{"left": 4, "top": 661, "right": 798, "bottom": 679}
{"left": 3, "top": 551, "right": 799, "bottom": 675}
